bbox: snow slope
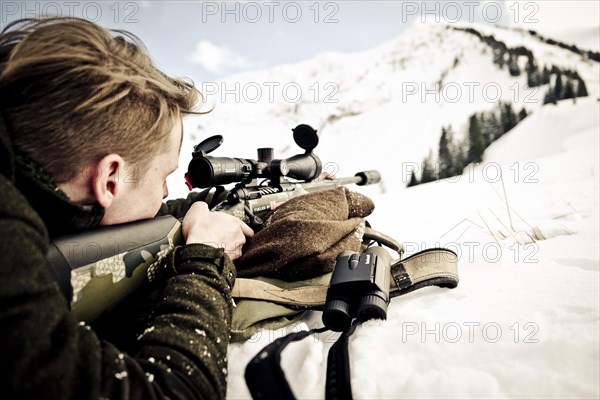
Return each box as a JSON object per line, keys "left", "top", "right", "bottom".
{"left": 223, "top": 96, "right": 599, "bottom": 400}
{"left": 167, "top": 20, "right": 600, "bottom": 399}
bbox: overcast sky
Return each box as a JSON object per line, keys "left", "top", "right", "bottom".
{"left": 1, "top": 1, "right": 598, "bottom": 82}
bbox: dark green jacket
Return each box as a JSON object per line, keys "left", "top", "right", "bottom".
{"left": 0, "top": 116, "right": 236, "bottom": 399}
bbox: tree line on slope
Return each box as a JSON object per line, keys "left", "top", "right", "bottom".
{"left": 453, "top": 27, "right": 589, "bottom": 104}
{"left": 407, "top": 101, "right": 527, "bottom": 187}
{"left": 406, "top": 27, "right": 592, "bottom": 187}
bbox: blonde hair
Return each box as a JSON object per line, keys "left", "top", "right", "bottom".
{"left": 0, "top": 17, "right": 205, "bottom": 182}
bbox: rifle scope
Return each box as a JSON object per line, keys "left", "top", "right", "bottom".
{"left": 185, "top": 124, "right": 322, "bottom": 189}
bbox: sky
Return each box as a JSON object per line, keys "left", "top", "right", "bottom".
{"left": 1, "top": 1, "right": 598, "bottom": 83}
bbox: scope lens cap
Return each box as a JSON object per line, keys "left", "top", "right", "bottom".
{"left": 193, "top": 135, "right": 223, "bottom": 155}
{"left": 292, "top": 124, "right": 318, "bottom": 151}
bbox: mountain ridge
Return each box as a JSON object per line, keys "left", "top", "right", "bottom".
{"left": 172, "top": 21, "right": 599, "bottom": 199}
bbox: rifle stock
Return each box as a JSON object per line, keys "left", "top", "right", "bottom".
{"left": 46, "top": 215, "right": 182, "bottom": 322}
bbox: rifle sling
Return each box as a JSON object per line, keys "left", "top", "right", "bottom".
{"left": 232, "top": 247, "right": 459, "bottom": 309}
{"left": 244, "top": 326, "right": 328, "bottom": 399}
{"left": 325, "top": 322, "right": 358, "bottom": 400}
{"left": 362, "top": 226, "right": 404, "bottom": 254}
{"left": 244, "top": 322, "right": 361, "bottom": 400}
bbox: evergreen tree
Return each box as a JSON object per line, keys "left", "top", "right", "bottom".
{"left": 588, "top": 51, "right": 600, "bottom": 62}
{"left": 563, "top": 79, "right": 575, "bottom": 101}
{"left": 467, "top": 114, "right": 485, "bottom": 164}
{"left": 451, "top": 139, "right": 467, "bottom": 176}
{"left": 576, "top": 76, "right": 589, "bottom": 97}
{"left": 541, "top": 66, "right": 551, "bottom": 85}
{"left": 508, "top": 53, "right": 521, "bottom": 76}
{"left": 500, "top": 102, "right": 518, "bottom": 133}
{"left": 493, "top": 48, "right": 506, "bottom": 68}
{"left": 407, "top": 171, "right": 419, "bottom": 187}
{"left": 543, "top": 86, "right": 557, "bottom": 105}
{"left": 481, "top": 111, "right": 501, "bottom": 147}
{"left": 553, "top": 70, "right": 563, "bottom": 100}
{"left": 493, "top": 109, "right": 504, "bottom": 141}
{"left": 481, "top": 112, "right": 491, "bottom": 148}
{"left": 438, "top": 126, "right": 452, "bottom": 178}
{"left": 447, "top": 128, "right": 462, "bottom": 178}
{"left": 526, "top": 58, "right": 541, "bottom": 87}
{"left": 421, "top": 150, "right": 437, "bottom": 183}
{"left": 518, "top": 107, "right": 528, "bottom": 121}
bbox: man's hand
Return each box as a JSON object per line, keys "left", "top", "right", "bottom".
{"left": 182, "top": 202, "right": 254, "bottom": 260}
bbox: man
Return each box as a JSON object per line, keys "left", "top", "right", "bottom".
{"left": 0, "top": 17, "right": 253, "bottom": 399}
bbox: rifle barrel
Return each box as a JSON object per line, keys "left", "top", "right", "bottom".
{"left": 354, "top": 170, "right": 381, "bottom": 185}
{"left": 301, "top": 170, "right": 381, "bottom": 192}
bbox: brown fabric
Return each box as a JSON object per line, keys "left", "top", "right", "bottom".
{"left": 235, "top": 187, "right": 374, "bottom": 280}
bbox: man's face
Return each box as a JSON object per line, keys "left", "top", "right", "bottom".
{"left": 100, "top": 117, "right": 183, "bottom": 225}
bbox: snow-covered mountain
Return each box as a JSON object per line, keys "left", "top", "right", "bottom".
{"left": 167, "top": 21, "right": 599, "bottom": 399}
{"left": 170, "top": 20, "right": 599, "bottom": 200}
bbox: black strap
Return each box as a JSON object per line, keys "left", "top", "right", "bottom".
{"left": 325, "top": 321, "right": 359, "bottom": 400}
{"left": 245, "top": 327, "right": 328, "bottom": 399}
{"left": 245, "top": 323, "right": 361, "bottom": 400}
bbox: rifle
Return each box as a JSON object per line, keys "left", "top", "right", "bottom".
{"left": 184, "top": 124, "right": 380, "bottom": 229}
{"left": 46, "top": 124, "right": 382, "bottom": 322}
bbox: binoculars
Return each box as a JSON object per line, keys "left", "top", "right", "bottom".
{"left": 322, "top": 246, "right": 392, "bottom": 332}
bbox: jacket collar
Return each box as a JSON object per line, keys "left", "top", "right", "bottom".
{"left": 1, "top": 115, "right": 105, "bottom": 238}
{"left": 0, "top": 113, "right": 15, "bottom": 181}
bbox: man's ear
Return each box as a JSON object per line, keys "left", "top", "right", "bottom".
{"left": 91, "top": 154, "right": 125, "bottom": 208}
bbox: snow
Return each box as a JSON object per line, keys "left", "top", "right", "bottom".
{"left": 167, "top": 20, "right": 599, "bottom": 399}
{"left": 224, "top": 95, "right": 599, "bottom": 398}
